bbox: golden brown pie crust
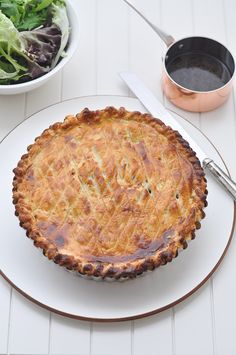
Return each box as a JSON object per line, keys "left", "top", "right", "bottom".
{"left": 12, "top": 107, "right": 207, "bottom": 280}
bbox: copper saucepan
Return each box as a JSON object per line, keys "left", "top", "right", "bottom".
{"left": 123, "top": 0, "right": 235, "bottom": 112}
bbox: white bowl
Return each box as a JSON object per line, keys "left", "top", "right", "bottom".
{"left": 0, "top": 0, "right": 79, "bottom": 95}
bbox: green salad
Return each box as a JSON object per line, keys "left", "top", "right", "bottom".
{"left": 0, "top": 0, "right": 70, "bottom": 84}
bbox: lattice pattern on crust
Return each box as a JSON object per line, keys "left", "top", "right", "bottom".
{"left": 12, "top": 107, "right": 207, "bottom": 279}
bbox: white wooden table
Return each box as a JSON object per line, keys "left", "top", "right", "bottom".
{"left": 1, "top": 0, "right": 236, "bottom": 354}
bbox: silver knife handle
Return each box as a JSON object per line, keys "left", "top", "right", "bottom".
{"left": 203, "top": 158, "right": 236, "bottom": 201}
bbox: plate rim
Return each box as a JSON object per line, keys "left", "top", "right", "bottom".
{"left": 1, "top": 94, "right": 235, "bottom": 322}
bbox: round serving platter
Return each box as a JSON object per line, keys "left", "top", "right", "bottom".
{"left": 0, "top": 95, "right": 234, "bottom": 321}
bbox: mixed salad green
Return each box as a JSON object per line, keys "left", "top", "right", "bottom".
{"left": 0, "top": 0, "right": 69, "bottom": 84}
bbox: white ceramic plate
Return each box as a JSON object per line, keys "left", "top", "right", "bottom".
{"left": 0, "top": 96, "right": 234, "bottom": 321}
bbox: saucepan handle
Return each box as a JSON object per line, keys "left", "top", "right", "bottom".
{"left": 122, "top": 0, "right": 175, "bottom": 47}
{"left": 203, "top": 158, "right": 236, "bottom": 201}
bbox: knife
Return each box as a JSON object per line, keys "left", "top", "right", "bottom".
{"left": 120, "top": 71, "right": 236, "bottom": 201}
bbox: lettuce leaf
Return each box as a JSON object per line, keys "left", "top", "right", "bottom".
{"left": 0, "top": 0, "right": 67, "bottom": 30}
{"left": 20, "top": 1, "right": 69, "bottom": 70}
{"left": 20, "top": 25, "right": 61, "bottom": 67}
{"left": 0, "top": 0, "right": 69, "bottom": 84}
{"left": 51, "top": 1, "right": 69, "bottom": 67}
{"left": 0, "top": 10, "right": 27, "bottom": 83}
{"left": 0, "top": 0, "right": 52, "bottom": 30}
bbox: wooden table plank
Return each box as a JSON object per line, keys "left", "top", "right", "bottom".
{"left": 0, "top": 92, "right": 27, "bottom": 354}
{"left": 174, "top": 283, "right": 214, "bottom": 355}
{"left": 96, "top": 0, "right": 129, "bottom": 96}
{"left": 91, "top": 322, "right": 131, "bottom": 355}
{"left": 211, "top": 230, "right": 236, "bottom": 355}
{"left": 199, "top": 2, "right": 236, "bottom": 355}
{"left": 0, "top": 95, "right": 26, "bottom": 141}
{"left": 161, "top": 1, "right": 215, "bottom": 354}
{"left": 62, "top": 0, "right": 97, "bottom": 100}
{"left": 25, "top": 74, "right": 62, "bottom": 118}
{"left": 128, "top": 2, "right": 173, "bottom": 353}
{"left": 8, "top": 290, "right": 50, "bottom": 355}
{"left": 49, "top": 314, "right": 90, "bottom": 355}
{"left": 5, "top": 50, "right": 64, "bottom": 355}
{"left": 133, "top": 310, "right": 173, "bottom": 355}
{"left": 0, "top": 278, "right": 11, "bottom": 354}
{"left": 128, "top": 0, "right": 164, "bottom": 101}
{"left": 89, "top": 2, "right": 133, "bottom": 352}
{"left": 224, "top": 0, "right": 236, "bottom": 57}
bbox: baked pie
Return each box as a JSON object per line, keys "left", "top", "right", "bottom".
{"left": 13, "top": 107, "right": 207, "bottom": 280}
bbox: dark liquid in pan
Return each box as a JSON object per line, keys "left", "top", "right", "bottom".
{"left": 166, "top": 52, "right": 231, "bottom": 91}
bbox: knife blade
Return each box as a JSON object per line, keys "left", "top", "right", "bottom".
{"left": 120, "top": 71, "right": 236, "bottom": 201}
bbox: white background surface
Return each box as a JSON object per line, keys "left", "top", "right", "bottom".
{"left": 0, "top": 0, "right": 236, "bottom": 354}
